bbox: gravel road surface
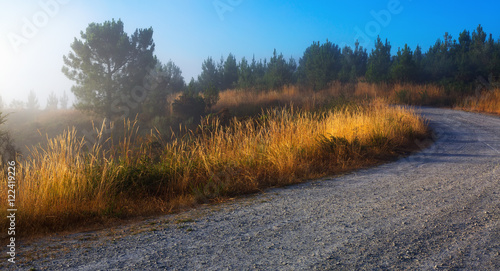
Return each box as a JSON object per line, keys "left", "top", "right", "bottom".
{"left": 6, "top": 107, "right": 500, "bottom": 270}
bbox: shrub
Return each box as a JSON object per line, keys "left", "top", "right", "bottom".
{"left": 172, "top": 92, "right": 206, "bottom": 121}
{"left": 203, "top": 84, "right": 220, "bottom": 110}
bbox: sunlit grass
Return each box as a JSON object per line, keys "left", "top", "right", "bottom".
{"left": 215, "top": 81, "right": 453, "bottom": 117}
{"left": 0, "top": 98, "right": 428, "bottom": 238}
{"left": 458, "top": 88, "right": 500, "bottom": 114}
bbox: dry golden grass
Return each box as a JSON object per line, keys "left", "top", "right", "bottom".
{"left": 215, "top": 81, "right": 452, "bottom": 117}
{"left": 215, "top": 83, "right": 378, "bottom": 115}
{"left": 0, "top": 98, "right": 428, "bottom": 238}
{"left": 348, "top": 81, "right": 450, "bottom": 106}
{"left": 388, "top": 83, "right": 451, "bottom": 106}
{"left": 214, "top": 85, "right": 317, "bottom": 115}
{"left": 458, "top": 88, "right": 500, "bottom": 114}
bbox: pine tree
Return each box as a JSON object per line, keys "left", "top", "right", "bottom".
{"left": 298, "top": 40, "right": 341, "bottom": 90}
{"left": 391, "top": 44, "right": 416, "bottom": 82}
{"left": 339, "top": 46, "right": 356, "bottom": 83}
{"left": 413, "top": 45, "right": 424, "bottom": 82}
{"left": 62, "top": 19, "right": 156, "bottom": 119}
{"left": 27, "top": 90, "right": 39, "bottom": 111}
{"left": 198, "top": 56, "right": 221, "bottom": 91}
{"left": 265, "top": 49, "right": 296, "bottom": 89}
{"left": 366, "top": 37, "right": 392, "bottom": 83}
{"left": 46, "top": 92, "right": 59, "bottom": 110}
{"left": 237, "top": 57, "right": 253, "bottom": 89}
{"left": 353, "top": 40, "right": 368, "bottom": 78}
{"left": 222, "top": 53, "right": 238, "bottom": 90}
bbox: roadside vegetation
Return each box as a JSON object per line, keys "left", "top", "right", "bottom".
{"left": 457, "top": 87, "right": 500, "bottom": 114}
{"left": 0, "top": 21, "right": 498, "bottom": 238}
{"left": 0, "top": 97, "right": 427, "bottom": 237}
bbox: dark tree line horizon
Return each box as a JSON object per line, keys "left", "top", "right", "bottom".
{"left": 61, "top": 20, "right": 500, "bottom": 122}
{"left": 198, "top": 24, "right": 499, "bottom": 93}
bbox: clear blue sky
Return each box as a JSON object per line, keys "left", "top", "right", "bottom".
{"left": 1, "top": 0, "right": 500, "bottom": 107}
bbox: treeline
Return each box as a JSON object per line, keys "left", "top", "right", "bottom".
{"left": 58, "top": 20, "right": 500, "bottom": 126}
{"left": 189, "top": 41, "right": 367, "bottom": 93}
{"left": 365, "top": 24, "right": 500, "bottom": 92}
{"left": 0, "top": 90, "right": 70, "bottom": 111}
{"left": 190, "top": 24, "right": 499, "bottom": 94}
{"left": 191, "top": 49, "right": 297, "bottom": 93}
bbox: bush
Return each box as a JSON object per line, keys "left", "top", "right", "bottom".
{"left": 203, "top": 84, "right": 220, "bottom": 110}
{"left": 172, "top": 92, "right": 206, "bottom": 121}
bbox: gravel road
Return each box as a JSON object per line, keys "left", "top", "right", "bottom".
{"left": 7, "top": 107, "right": 500, "bottom": 270}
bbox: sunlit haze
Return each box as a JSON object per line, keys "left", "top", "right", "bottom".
{"left": 1, "top": 0, "right": 499, "bottom": 108}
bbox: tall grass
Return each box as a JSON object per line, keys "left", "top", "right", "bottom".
{"left": 0, "top": 99, "right": 428, "bottom": 238}
{"left": 215, "top": 82, "right": 453, "bottom": 117}
{"left": 458, "top": 88, "right": 500, "bottom": 114}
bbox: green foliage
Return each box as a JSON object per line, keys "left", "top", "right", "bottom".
{"left": 391, "top": 44, "right": 417, "bottom": 82}
{"left": 237, "top": 56, "right": 267, "bottom": 89}
{"left": 237, "top": 56, "right": 253, "bottom": 89}
{"left": 187, "top": 77, "right": 201, "bottom": 93}
{"left": 60, "top": 20, "right": 500, "bottom": 118}
{"left": 297, "top": 40, "right": 367, "bottom": 89}
{"left": 339, "top": 41, "right": 368, "bottom": 83}
{"left": 222, "top": 53, "right": 238, "bottom": 90}
{"left": 366, "top": 37, "right": 392, "bottom": 83}
{"left": 413, "top": 45, "right": 425, "bottom": 82}
{"left": 189, "top": 24, "right": 499, "bottom": 96}
{"left": 62, "top": 19, "right": 156, "bottom": 119}
{"left": 353, "top": 41, "right": 369, "bottom": 78}
{"left": 424, "top": 33, "right": 455, "bottom": 83}
{"left": 203, "top": 84, "right": 220, "bottom": 109}
{"left": 298, "top": 40, "right": 342, "bottom": 90}
{"left": 231, "top": 51, "right": 295, "bottom": 91}
{"left": 264, "top": 49, "right": 297, "bottom": 89}
{"left": 419, "top": 25, "right": 500, "bottom": 94}
{"left": 198, "top": 56, "right": 221, "bottom": 92}
{"left": 251, "top": 57, "right": 268, "bottom": 88}
{"left": 339, "top": 47, "right": 356, "bottom": 83}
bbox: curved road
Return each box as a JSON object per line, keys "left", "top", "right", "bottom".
{"left": 10, "top": 107, "right": 500, "bottom": 270}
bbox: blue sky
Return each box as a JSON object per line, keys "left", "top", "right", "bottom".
{"left": 1, "top": 0, "right": 500, "bottom": 107}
